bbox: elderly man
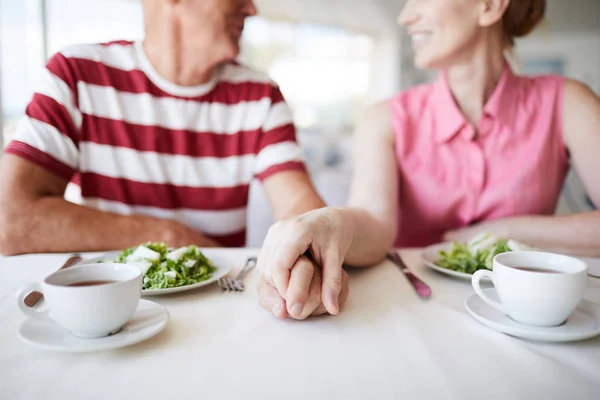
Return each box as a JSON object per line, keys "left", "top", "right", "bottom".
{"left": 0, "top": 0, "right": 348, "bottom": 319}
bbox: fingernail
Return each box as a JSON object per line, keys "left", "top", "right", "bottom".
{"left": 272, "top": 303, "right": 282, "bottom": 317}
{"left": 271, "top": 303, "right": 283, "bottom": 318}
{"left": 331, "top": 296, "right": 340, "bottom": 314}
{"left": 290, "top": 303, "right": 304, "bottom": 318}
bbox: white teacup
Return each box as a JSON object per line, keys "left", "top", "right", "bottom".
{"left": 472, "top": 251, "right": 588, "bottom": 327}
{"left": 17, "top": 263, "right": 142, "bottom": 338}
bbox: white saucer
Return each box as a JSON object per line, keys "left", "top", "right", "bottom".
{"left": 465, "top": 288, "right": 600, "bottom": 342}
{"left": 19, "top": 299, "right": 170, "bottom": 352}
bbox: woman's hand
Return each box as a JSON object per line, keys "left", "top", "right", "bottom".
{"left": 257, "top": 255, "right": 350, "bottom": 320}
{"left": 257, "top": 208, "right": 354, "bottom": 316}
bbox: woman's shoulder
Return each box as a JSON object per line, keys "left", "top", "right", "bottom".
{"left": 562, "top": 78, "right": 600, "bottom": 137}
{"left": 562, "top": 78, "right": 597, "bottom": 102}
{"left": 515, "top": 72, "right": 565, "bottom": 96}
{"left": 522, "top": 75, "right": 597, "bottom": 106}
{"left": 514, "top": 75, "right": 597, "bottom": 116}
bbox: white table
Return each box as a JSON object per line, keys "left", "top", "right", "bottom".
{"left": 1, "top": 249, "right": 599, "bottom": 400}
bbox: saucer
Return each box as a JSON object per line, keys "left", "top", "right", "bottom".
{"left": 19, "top": 299, "right": 169, "bottom": 352}
{"left": 465, "top": 288, "right": 600, "bottom": 342}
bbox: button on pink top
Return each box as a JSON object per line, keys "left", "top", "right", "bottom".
{"left": 389, "top": 64, "right": 568, "bottom": 247}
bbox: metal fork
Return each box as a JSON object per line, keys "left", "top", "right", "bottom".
{"left": 218, "top": 257, "right": 257, "bottom": 292}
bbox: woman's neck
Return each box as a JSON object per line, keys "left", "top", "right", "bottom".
{"left": 445, "top": 34, "right": 506, "bottom": 127}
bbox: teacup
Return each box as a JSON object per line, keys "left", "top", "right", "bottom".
{"left": 17, "top": 263, "right": 142, "bottom": 338}
{"left": 472, "top": 251, "right": 588, "bottom": 327}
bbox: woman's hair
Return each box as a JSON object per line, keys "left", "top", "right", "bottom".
{"left": 502, "top": 0, "right": 547, "bottom": 47}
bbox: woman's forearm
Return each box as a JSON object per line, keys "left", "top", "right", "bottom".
{"left": 341, "top": 207, "right": 397, "bottom": 267}
{"left": 504, "top": 211, "right": 600, "bottom": 257}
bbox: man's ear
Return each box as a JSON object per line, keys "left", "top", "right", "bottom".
{"left": 478, "top": 0, "right": 511, "bottom": 28}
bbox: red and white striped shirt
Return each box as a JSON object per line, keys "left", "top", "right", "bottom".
{"left": 6, "top": 41, "right": 306, "bottom": 247}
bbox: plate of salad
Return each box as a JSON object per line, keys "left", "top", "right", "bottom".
{"left": 421, "top": 233, "right": 533, "bottom": 281}
{"left": 84, "top": 242, "right": 231, "bottom": 295}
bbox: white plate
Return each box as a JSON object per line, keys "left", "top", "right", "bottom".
{"left": 465, "top": 288, "right": 600, "bottom": 342}
{"left": 421, "top": 242, "right": 491, "bottom": 282}
{"left": 83, "top": 249, "right": 232, "bottom": 296}
{"left": 19, "top": 299, "right": 169, "bottom": 352}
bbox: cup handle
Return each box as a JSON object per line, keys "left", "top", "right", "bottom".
{"left": 17, "top": 284, "right": 49, "bottom": 319}
{"left": 472, "top": 270, "right": 507, "bottom": 314}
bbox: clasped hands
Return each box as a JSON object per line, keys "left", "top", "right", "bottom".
{"left": 256, "top": 211, "right": 352, "bottom": 320}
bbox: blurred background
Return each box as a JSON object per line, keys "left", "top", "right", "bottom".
{"left": 1, "top": 0, "right": 599, "bottom": 245}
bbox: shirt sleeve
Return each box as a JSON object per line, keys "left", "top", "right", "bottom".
{"left": 253, "top": 85, "right": 307, "bottom": 182}
{"left": 4, "top": 52, "right": 80, "bottom": 181}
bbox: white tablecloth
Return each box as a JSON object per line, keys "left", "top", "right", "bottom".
{"left": 1, "top": 249, "right": 599, "bottom": 400}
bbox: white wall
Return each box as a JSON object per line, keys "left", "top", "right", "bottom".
{"left": 253, "top": 0, "right": 405, "bottom": 106}
{"left": 364, "top": 1, "right": 404, "bottom": 104}
{"left": 254, "top": 0, "right": 396, "bottom": 35}
{"left": 515, "top": 32, "right": 600, "bottom": 94}
{"left": 543, "top": 0, "right": 600, "bottom": 33}
{"left": 365, "top": 31, "right": 403, "bottom": 104}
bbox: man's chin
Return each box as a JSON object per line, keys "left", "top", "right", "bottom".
{"left": 223, "top": 43, "right": 241, "bottom": 62}
{"left": 209, "top": 46, "right": 239, "bottom": 66}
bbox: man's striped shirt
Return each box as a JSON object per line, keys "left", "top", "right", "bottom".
{"left": 6, "top": 41, "right": 306, "bottom": 246}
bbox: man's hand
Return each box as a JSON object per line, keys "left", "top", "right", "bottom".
{"left": 257, "top": 255, "right": 350, "bottom": 320}
{"left": 160, "top": 219, "right": 221, "bottom": 248}
{"left": 257, "top": 208, "right": 354, "bottom": 316}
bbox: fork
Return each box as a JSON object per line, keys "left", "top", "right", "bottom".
{"left": 218, "top": 257, "right": 257, "bottom": 292}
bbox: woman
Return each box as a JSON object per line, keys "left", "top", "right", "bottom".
{"left": 257, "top": 0, "right": 600, "bottom": 319}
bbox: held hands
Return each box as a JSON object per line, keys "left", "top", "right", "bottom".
{"left": 256, "top": 208, "right": 353, "bottom": 319}
{"left": 257, "top": 256, "right": 350, "bottom": 319}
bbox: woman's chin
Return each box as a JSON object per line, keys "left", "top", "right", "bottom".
{"left": 413, "top": 54, "right": 444, "bottom": 71}
{"left": 414, "top": 57, "right": 433, "bottom": 70}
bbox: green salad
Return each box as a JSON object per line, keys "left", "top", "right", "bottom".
{"left": 437, "top": 233, "right": 531, "bottom": 274}
{"left": 115, "top": 242, "right": 217, "bottom": 290}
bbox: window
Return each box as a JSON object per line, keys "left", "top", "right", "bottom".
{"left": 45, "top": 0, "right": 143, "bottom": 55}
{"left": 0, "top": 0, "right": 143, "bottom": 149}
{"left": 1, "top": 0, "right": 46, "bottom": 149}
{"left": 241, "top": 17, "right": 374, "bottom": 132}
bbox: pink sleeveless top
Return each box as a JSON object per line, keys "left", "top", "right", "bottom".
{"left": 389, "top": 64, "right": 568, "bottom": 247}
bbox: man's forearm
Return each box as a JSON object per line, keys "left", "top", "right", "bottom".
{"left": 279, "top": 195, "right": 326, "bottom": 220}
{"left": 263, "top": 170, "right": 326, "bottom": 221}
{"left": 0, "top": 196, "right": 213, "bottom": 256}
